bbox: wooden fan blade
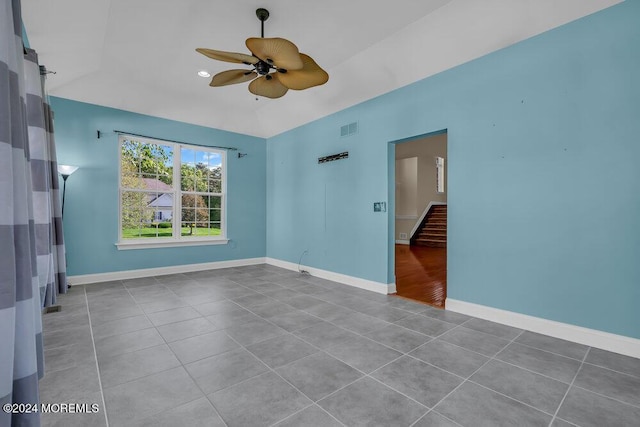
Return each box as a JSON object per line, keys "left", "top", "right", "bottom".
{"left": 277, "top": 54, "right": 329, "bottom": 90}
{"left": 246, "top": 37, "right": 304, "bottom": 70}
{"left": 196, "top": 48, "right": 259, "bottom": 65}
{"left": 210, "top": 69, "right": 257, "bottom": 87}
{"left": 248, "top": 74, "right": 288, "bottom": 99}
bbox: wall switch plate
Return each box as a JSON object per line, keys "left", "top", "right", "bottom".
{"left": 373, "top": 202, "right": 387, "bottom": 212}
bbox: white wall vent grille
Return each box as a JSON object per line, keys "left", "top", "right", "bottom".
{"left": 340, "top": 122, "right": 358, "bottom": 137}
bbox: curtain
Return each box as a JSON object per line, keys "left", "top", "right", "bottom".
{"left": 1, "top": 0, "right": 66, "bottom": 426}
{"left": 25, "top": 49, "right": 67, "bottom": 307}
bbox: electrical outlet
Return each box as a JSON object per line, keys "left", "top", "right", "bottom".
{"left": 399, "top": 233, "right": 407, "bottom": 239}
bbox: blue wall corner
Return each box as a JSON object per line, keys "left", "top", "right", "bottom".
{"left": 21, "top": 20, "right": 30, "bottom": 48}
{"left": 51, "top": 97, "right": 267, "bottom": 276}
{"left": 266, "top": 1, "right": 640, "bottom": 339}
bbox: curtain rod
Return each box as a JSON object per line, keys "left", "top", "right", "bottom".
{"left": 98, "top": 130, "right": 238, "bottom": 151}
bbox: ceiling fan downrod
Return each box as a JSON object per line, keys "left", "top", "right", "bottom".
{"left": 254, "top": 8, "right": 274, "bottom": 75}
{"left": 256, "top": 8, "right": 269, "bottom": 38}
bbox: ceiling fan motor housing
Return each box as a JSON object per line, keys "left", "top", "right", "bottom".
{"left": 256, "top": 61, "right": 271, "bottom": 75}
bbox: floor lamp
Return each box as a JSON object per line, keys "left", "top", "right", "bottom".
{"left": 58, "top": 164, "right": 78, "bottom": 292}
{"left": 57, "top": 164, "right": 78, "bottom": 218}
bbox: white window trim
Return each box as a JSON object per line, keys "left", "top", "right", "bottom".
{"left": 436, "top": 156, "right": 445, "bottom": 194}
{"left": 117, "top": 134, "right": 228, "bottom": 249}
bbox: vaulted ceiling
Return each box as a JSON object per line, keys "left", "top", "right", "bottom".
{"left": 22, "top": 0, "right": 620, "bottom": 138}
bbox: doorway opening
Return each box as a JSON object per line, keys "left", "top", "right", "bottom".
{"left": 392, "top": 131, "right": 447, "bottom": 308}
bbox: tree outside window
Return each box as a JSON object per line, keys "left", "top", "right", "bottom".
{"left": 119, "top": 136, "right": 225, "bottom": 242}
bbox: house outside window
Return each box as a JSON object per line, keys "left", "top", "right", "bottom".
{"left": 117, "top": 135, "right": 227, "bottom": 249}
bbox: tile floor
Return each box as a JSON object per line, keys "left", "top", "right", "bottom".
{"left": 40, "top": 264, "right": 640, "bottom": 427}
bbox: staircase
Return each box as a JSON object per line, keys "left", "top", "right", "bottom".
{"left": 412, "top": 204, "right": 447, "bottom": 248}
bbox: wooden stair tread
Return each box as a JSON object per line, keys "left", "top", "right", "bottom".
{"left": 411, "top": 204, "right": 447, "bottom": 248}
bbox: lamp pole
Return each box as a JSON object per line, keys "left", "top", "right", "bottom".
{"left": 61, "top": 174, "right": 69, "bottom": 218}
{"left": 57, "top": 165, "right": 78, "bottom": 291}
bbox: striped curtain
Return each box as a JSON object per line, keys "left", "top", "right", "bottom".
{"left": 25, "top": 48, "right": 68, "bottom": 307}
{"left": 1, "top": 0, "right": 66, "bottom": 426}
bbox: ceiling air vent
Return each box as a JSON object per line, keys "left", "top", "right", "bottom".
{"left": 340, "top": 121, "right": 358, "bottom": 137}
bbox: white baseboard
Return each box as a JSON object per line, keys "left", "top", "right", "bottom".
{"left": 446, "top": 298, "right": 640, "bottom": 359}
{"left": 395, "top": 240, "right": 410, "bottom": 245}
{"left": 266, "top": 257, "right": 394, "bottom": 295}
{"left": 68, "top": 257, "right": 267, "bottom": 285}
{"left": 68, "top": 256, "right": 396, "bottom": 297}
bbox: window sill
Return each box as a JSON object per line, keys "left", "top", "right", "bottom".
{"left": 115, "top": 238, "right": 229, "bottom": 250}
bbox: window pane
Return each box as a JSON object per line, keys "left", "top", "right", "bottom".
{"left": 206, "top": 152, "right": 222, "bottom": 168}
{"left": 181, "top": 148, "right": 197, "bottom": 191}
{"left": 181, "top": 208, "right": 195, "bottom": 223}
{"left": 181, "top": 194, "right": 209, "bottom": 237}
{"left": 208, "top": 179, "right": 222, "bottom": 193}
{"left": 148, "top": 193, "right": 173, "bottom": 222}
{"left": 159, "top": 145, "right": 173, "bottom": 187}
{"left": 121, "top": 139, "right": 144, "bottom": 189}
{"left": 122, "top": 174, "right": 146, "bottom": 190}
{"left": 195, "top": 223, "right": 210, "bottom": 236}
{"left": 181, "top": 222, "right": 197, "bottom": 236}
{"left": 120, "top": 141, "right": 139, "bottom": 185}
{"left": 210, "top": 196, "right": 221, "bottom": 209}
{"left": 121, "top": 190, "right": 158, "bottom": 239}
{"left": 182, "top": 149, "right": 221, "bottom": 193}
{"left": 143, "top": 144, "right": 173, "bottom": 188}
{"left": 210, "top": 166, "right": 221, "bottom": 179}
{"left": 210, "top": 222, "right": 221, "bottom": 235}
{"left": 194, "top": 168, "right": 207, "bottom": 192}
{"left": 194, "top": 151, "right": 210, "bottom": 192}
{"left": 210, "top": 209, "right": 221, "bottom": 221}
{"left": 181, "top": 194, "right": 196, "bottom": 207}
{"left": 204, "top": 226, "right": 220, "bottom": 236}
{"left": 121, "top": 139, "right": 173, "bottom": 190}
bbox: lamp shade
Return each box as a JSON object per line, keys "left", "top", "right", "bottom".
{"left": 57, "top": 165, "right": 79, "bottom": 176}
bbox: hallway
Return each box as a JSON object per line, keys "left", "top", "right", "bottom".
{"left": 395, "top": 244, "right": 446, "bottom": 308}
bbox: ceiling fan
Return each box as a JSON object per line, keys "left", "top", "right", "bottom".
{"left": 196, "top": 8, "right": 329, "bottom": 99}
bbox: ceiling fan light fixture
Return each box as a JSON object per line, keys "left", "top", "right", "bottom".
{"left": 197, "top": 70, "right": 211, "bottom": 78}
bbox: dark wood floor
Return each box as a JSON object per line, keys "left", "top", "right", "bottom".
{"left": 394, "top": 244, "right": 447, "bottom": 308}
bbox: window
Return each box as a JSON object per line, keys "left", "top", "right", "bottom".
{"left": 436, "top": 156, "right": 445, "bottom": 193}
{"left": 117, "top": 135, "right": 227, "bottom": 249}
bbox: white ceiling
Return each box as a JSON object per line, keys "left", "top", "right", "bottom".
{"left": 22, "top": 0, "right": 620, "bottom": 138}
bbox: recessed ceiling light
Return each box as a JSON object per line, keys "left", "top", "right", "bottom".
{"left": 197, "top": 70, "right": 211, "bottom": 78}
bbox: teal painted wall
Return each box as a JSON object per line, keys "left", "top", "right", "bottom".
{"left": 52, "top": 97, "right": 267, "bottom": 276}
{"left": 22, "top": 20, "right": 30, "bottom": 48}
{"left": 266, "top": 2, "right": 640, "bottom": 338}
